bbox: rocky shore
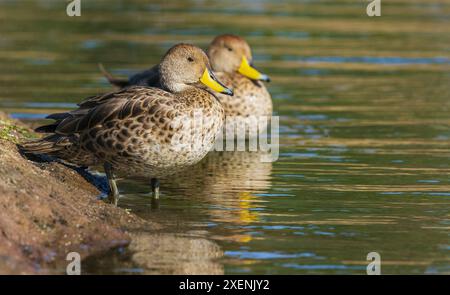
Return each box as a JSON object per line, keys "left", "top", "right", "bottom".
{"left": 0, "top": 112, "right": 159, "bottom": 274}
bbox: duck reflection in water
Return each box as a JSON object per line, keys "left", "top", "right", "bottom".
{"left": 159, "top": 150, "right": 273, "bottom": 242}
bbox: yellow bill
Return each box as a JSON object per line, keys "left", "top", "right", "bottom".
{"left": 238, "top": 56, "right": 270, "bottom": 82}
{"left": 200, "top": 68, "right": 233, "bottom": 96}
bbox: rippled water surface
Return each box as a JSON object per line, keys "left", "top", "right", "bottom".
{"left": 0, "top": 0, "right": 449, "bottom": 274}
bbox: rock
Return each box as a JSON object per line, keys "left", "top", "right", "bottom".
{"left": 0, "top": 112, "right": 160, "bottom": 274}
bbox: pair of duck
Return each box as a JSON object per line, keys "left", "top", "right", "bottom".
{"left": 21, "top": 34, "right": 272, "bottom": 205}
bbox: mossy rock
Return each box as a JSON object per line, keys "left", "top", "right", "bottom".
{"left": 0, "top": 119, "right": 37, "bottom": 143}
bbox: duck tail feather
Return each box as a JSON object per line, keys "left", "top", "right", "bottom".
{"left": 34, "top": 124, "right": 58, "bottom": 133}
{"left": 98, "top": 63, "right": 129, "bottom": 88}
{"left": 46, "top": 112, "right": 70, "bottom": 121}
{"left": 19, "top": 134, "right": 66, "bottom": 155}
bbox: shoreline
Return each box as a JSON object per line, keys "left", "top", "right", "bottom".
{"left": 0, "top": 111, "right": 160, "bottom": 274}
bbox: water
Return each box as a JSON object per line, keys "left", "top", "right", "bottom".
{"left": 1, "top": 0, "right": 449, "bottom": 274}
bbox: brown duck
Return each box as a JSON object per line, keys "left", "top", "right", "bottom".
{"left": 21, "top": 44, "right": 233, "bottom": 205}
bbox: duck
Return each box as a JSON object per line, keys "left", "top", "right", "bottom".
{"left": 207, "top": 34, "right": 272, "bottom": 122}
{"left": 21, "top": 44, "right": 233, "bottom": 205}
{"left": 100, "top": 34, "right": 272, "bottom": 136}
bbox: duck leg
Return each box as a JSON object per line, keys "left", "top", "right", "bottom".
{"left": 150, "top": 178, "right": 160, "bottom": 209}
{"left": 150, "top": 178, "right": 160, "bottom": 199}
{"left": 104, "top": 162, "right": 119, "bottom": 206}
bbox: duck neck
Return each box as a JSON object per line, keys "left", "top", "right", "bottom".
{"left": 160, "top": 78, "right": 189, "bottom": 93}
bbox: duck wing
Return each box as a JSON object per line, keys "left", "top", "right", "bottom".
{"left": 36, "top": 86, "right": 170, "bottom": 136}
{"left": 56, "top": 86, "right": 171, "bottom": 136}
{"left": 22, "top": 86, "right": 174, "bottom": 166}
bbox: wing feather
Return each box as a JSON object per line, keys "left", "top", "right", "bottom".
{"left": 51, "top": 86, "right": 172, "bottom": 136}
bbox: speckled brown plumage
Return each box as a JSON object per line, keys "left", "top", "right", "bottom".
{"left": 23, "top": 86, "right": 223, "bottom": 178}
{"left": 212, "top": 72, "right": 271, "bottom": 118}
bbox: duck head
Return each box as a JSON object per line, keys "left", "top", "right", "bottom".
{"left": 207, "top": 34, "right": 270, "bottom": 82}
{"left": 159, "top": 44, "right": 233, "bottom": 96}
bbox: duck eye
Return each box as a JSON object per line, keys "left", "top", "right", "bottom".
{"left": 226, "top": 47, "right": 233, "bottom": 52}
{"left": 187, "top": 57, "right": 194, "bottom": 62}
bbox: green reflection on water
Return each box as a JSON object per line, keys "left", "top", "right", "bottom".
{"left": 0, "top": 0, "right": 449, "bottom": 274}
